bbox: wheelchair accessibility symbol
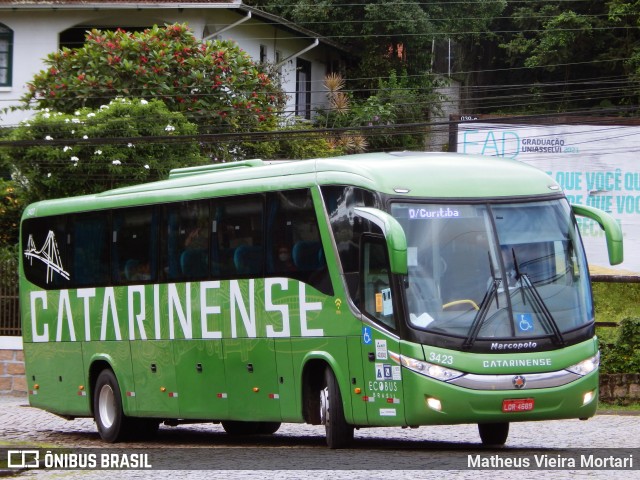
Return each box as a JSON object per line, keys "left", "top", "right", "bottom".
{"left": 517, "top": 314, "right": 534, "bottom": 332}
{"left": 362, "top": 326, "right": 373, "bottom": 345}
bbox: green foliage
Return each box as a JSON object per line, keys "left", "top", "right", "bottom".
{"left": 490, "top": 1, "right": 638, "bottom": 111}
{"left": 20, "top": 24, "right": 283, "bottom": 131}
{"left": 593, "top": 281, "right": 640, "bottom": 323}
{"left": 315, "top": 70, "right": 444, "bottom": 151}
{"left": 600, "top": 317, "right": 640, "bottom": 374}
{"left": 6, "top": 98, "right": 206, "bottom": 202}
{"left": 240, "top": 120, "right": 342, "bottom": 160}
{"left": 251, "top": 0, "right": 505, "bottom": 87}
{"left": 0, "top": 181, "right": 25, "bottom": 247}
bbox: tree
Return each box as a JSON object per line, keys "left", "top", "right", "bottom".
{"left": 6, "top": 98, "right": 205, "bottom": 202}
{"left": 475, "top": 1, "right": 639, "bottom": 112}
{"left": 19, "top": 24, "right": 283, "bottom": 132}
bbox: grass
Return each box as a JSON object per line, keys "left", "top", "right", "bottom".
{"left": 593, "top": 281, "right": 640, "bottom": 344}
{"left": 598, "top": 402, "right": 640, "bottom": 412}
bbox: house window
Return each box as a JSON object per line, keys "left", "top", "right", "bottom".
{"left": 296, "top": 58, "right": 311, "bottom": 119}
{"left": 0, "top": 24, "right": 13, "bottom": 87}
{"left": 260, "top": 44, "right": 268, "bottom": 63}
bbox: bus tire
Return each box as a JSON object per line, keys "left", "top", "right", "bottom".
{"left": 478, "top": 422, "right": 509, "bottom": 446}
{"left": 93, "top": 369, "right": 130, "bottom": 443}
{"left": 320, "top": 367, "right": 354, "bottom": 449}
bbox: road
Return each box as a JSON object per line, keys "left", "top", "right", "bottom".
{"left": 0, "top": 395, "right": 638, "bottom": 479}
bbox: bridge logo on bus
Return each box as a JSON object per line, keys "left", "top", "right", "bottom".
{"left": 512, "top": 375, "right": 526, "bottom": 389}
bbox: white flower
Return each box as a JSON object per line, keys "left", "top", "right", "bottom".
{"left": 74, "top": 111, "right": 81, "bottom": 116}
{"left": 87, "top": 113, "right": 96, "bottom": 118}
{"left": 144, "top": 164, "right": 150, "bottom": 169}
{"left": 127, "top": 143, "right": 135, "bottom": 148}
{"left": 70, "top": 156, "right": 79, "bottom": 162}
{"left": 63, "top": 146, "right": 72, "bottom": 152}
{"left": 47, "top": 173, "right": 51, "bottom": 178}
{"left": 140, "top": 99, "right": 148, "bottom": 105}
{"left": 83, "top": 135, "right": 88, "bottom": 140}
{"left": 65, "top": 118, "right": 70, "bottom": 123}
{"left": 45, "top": 135, "right": 53, "bottom": 141}
{"left": 42, "top": 113, "right": 50, "bottom": 119}
{"left": 72, "top": 118, "right": 80, "bottom": 124}
{"left": 112, "top": 160, "right": 121, "bottom": 166}
{"left": 94, "top": 150, "right": 102, "bottom": 155}
{"left": 100, "top": 105, "right": 109, "bottom": 110}
{"left": 165, "top": 125, "right": 175, "bottom": 132}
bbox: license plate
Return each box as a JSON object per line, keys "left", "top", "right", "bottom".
{"left": 502, "top": 398, "right": 534, "bottom": 413}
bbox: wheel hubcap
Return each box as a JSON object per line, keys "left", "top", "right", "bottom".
{"left": 98, "top": 384, "right": 116, "bottom": 429}
{"left": 320, "top": 386, "right": 330, "bottom": 426}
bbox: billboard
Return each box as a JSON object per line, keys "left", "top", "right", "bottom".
{"left": 455, "top": 118, "right": 640, "bottom": 276}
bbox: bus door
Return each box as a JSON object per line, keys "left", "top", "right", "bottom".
{"left": 358, "top": 235, "right": 405, "bottom": 425}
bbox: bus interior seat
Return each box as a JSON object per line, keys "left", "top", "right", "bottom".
{"left": 180, "top": 249, "right": 209, "bottom": 278}
{"left": 234, "top": 245, "right": 263, "bottom": 276}
{"left": 124, "top": 259, "right": 140, "bottom": 281}
{"left": 292, "top": 241, "right": 323, "bottom": 271}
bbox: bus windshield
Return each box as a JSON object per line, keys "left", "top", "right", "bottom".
{"left": 391, "top": 200, "right": 593, "bottom": 343}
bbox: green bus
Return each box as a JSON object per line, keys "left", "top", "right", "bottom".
{"left": 20, "top": 152, "right": 623, "bottom": 448}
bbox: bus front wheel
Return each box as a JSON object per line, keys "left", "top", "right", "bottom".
{"left": 320, "top": 367, "right": 354, "bottom": 449}
{"left": 93, "top": 369, "right": 129, "bottom": 443}
{"left": 478, "top": 422, "right": 509, "bottom": 446}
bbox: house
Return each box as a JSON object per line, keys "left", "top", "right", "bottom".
{"left": 0, "top": 0, "right": 347, "bottom": 126}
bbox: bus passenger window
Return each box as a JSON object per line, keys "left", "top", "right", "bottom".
{"left": 112, "top": 207, "right": 158, "bottom": 284}
{"left": 70, "top": 213, "right": 109, "bottom": 287}
{"left": 211, "top": 195, "right": 264, "bottom": 278}
{"left": 163, "top": 200, "right": 210, "bottom": 281}
{"left": 266, "top": 189, "right": 333, "bottom": 295}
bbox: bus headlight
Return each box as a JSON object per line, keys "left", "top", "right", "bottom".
{"left": 566, "top": 351, "right": 600, "bottom": 376}
{"left": 390, "top": 351, "right": 463, "bottom": 381}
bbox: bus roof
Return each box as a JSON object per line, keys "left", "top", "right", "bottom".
{"left": 23, "top": 152, "right": 561, "bottom": 218}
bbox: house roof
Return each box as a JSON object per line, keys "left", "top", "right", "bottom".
{"left": 0, "top": 0, "right": 347, "bottom": 51}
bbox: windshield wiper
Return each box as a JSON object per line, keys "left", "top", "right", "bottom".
{"left": 462, "top": 252, "right": 501, "bottom": 349}
{"left": 512, "top": 250, "right": 566, "bottom": 347}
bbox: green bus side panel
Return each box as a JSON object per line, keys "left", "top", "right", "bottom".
{"left": 173, "top": 339, "right": 227, "bottom": 419}
{"left": 359, "top": 329, "right": 405, "bottom": 426}
{"left": 82, "top": 340, "right": 136, "bottom": 416}
{"left": 346, "top": 335, "right": 367, "bottom": 425}
{"left": 24, "top": 342, "right": 89, "bottom": 416}
{"left": 274, "top": 338, "right": 301, "bottom": 422}
{"left": 130, "top": 340, "right": 180, "bottom": 417}
{"left": 223, "top": 338, "right": 281, "bottom": 421}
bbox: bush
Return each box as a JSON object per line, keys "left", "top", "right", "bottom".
{"left": 20, "top": 24, "right": 283, "bottom": 132}
{"left": 7, "top": 97, "right": 206, "bottom": 202}
{"left": 599, "top": 317, "right": 640, "bottom": 374}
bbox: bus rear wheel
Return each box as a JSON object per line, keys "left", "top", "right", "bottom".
{"left": 478, "top": 422, "right": 509, "bottom": 446}
{"left": 320, "top": 367, "right": 354, "bottom": 449}
{"left": 94, "top": 369, "right": 129, "bottom": 442}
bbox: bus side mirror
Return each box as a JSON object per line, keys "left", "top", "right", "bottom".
{"left": 354, "top": 207, "right": 408, "bottom": 274}
{"left": 571, "top": 204, "right": 623, "bottom": 265}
